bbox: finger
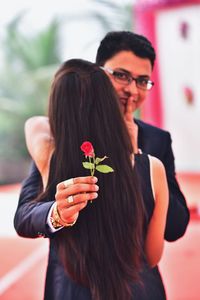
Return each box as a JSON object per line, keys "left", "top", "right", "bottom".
{"left": 73, "top": 176, "right": 98, "bottom": 184}
{"left": 124, "top": 98, "right": 133, "bottom": 122}
{"left": 63, "top": 178, "right": 74, "bottom": 188}
{"left": 69, "top": 183, "right": 99, "bottom": 195}
{"left": 57, "top": 176, "right": 98, "bottom": 190}
{"left": 59, "top": 191, "right": 98, "bottom": 211}
{"left": 66, "top": 192, "right": 98, "bottom": 206}
{"left": 56, "top": 183, "right": 99, "bottom": 203}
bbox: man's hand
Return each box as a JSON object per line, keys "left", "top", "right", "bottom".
{"left": 124, "top": 98, "right": 139, "bottom": 153}
{"left": 54, "top": 176, "right": 99, "bottom": 226}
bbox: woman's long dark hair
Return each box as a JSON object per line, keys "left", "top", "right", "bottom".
{"left": 40, "top": 59, "right": 145, "bottom": 300}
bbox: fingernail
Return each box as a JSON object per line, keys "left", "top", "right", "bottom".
{"left": 93, "top": 192, "right": 98, "bottom": 199}
{"left": 92, "top": 176, "right": 98, "bottom": 183}
{"left": 94, "top": 185, "right": 99, "bottom": 191}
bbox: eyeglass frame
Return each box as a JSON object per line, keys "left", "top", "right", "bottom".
{"left": 100, "top": 66, "right": 154, "bottom": 91}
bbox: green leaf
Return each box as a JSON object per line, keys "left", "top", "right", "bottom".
{"left": 82, "top": 162, "right": 94, "bottom": 170}
{"left": 95, "top": 156, "right": 108, "bottom": 165}
{"left": 96, "top": 164, "right": 114, "bottom": 173}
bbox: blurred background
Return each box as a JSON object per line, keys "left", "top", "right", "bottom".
{"left": 0, "top": 0, "right": 199, "bottom": 299}
{"left": 0, "top": 0, "right": 200, "bottom": 184}
{"left": 0, "top": 0, "right": 135, "bottom": 184}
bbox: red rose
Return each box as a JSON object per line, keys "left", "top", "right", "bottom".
{"left": 80, "top": 141, "right": 94, "bottom": 157}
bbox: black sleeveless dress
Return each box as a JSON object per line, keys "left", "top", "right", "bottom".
{"left": 44, "top": 154, "right": 166, "bottom": 300}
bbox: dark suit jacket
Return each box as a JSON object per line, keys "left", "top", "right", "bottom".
{"left": 13, "top": 119, "right": 189, "bottom": 299}
{"left": 135, "top": 119, "right": 189, "bottom": 241}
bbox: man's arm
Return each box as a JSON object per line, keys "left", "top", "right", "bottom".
{"left": 14, "top": 162, "right": 54, "bottom": 238}
{"left": 136, "top": 119, "right": 190, "bottom": 242}
{"left": 163, "top": 133, "right": 190, "bottom": 241}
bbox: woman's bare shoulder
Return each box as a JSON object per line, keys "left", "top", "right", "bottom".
{"left": 25, "top": 116, "right": 50, "bottom": 135}
{"left": 25, "top": 116, "right": 53, "bottom": 174}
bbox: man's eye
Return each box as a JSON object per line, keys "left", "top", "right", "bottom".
{"left": 114, "top": 71, "right": 128, "bottom": 81}
{"left": 137, "top": 78, "right": 148, "bottom": 86}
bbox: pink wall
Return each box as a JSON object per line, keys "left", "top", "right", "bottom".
{"left": 134, "top": 0, "right": 200, "bottom": 128}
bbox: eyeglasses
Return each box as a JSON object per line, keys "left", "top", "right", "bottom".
{"left": 100, "top": 67, "right": 154, "bottom": 91}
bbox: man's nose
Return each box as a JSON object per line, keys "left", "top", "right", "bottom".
{"left": 124, "top": 80, "right": 138, "bottom": 95}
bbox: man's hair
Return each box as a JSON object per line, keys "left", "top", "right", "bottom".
{"left": 96, "top": 30, "right": 156, "bottom": 68}
{"left": 39, "top": 59, "right": 145, "bottom": 300}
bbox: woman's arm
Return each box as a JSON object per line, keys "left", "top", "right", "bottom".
{"left": 145, "top": 156, "right": 169, "bottom": 267}
{"left": 25, "top": 116, "right": 53, "bottom": 188}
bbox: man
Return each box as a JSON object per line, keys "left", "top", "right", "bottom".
{"left": 96, "top": 31, "right": 189, "bottom": 241}
{"left": 14, "top": 31, "right": 189, "bottom": 298}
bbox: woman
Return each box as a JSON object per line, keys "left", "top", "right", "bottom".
{"left": 23, "top": 59, "right": 168, "bottom": 300}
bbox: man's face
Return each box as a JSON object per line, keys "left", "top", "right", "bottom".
{"left": 103, "top": 51, "right": 153, "bottom": 114}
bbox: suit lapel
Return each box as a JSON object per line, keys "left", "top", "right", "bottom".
{"left": 134, "top": 118, "right": 145, "bottom": 152}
